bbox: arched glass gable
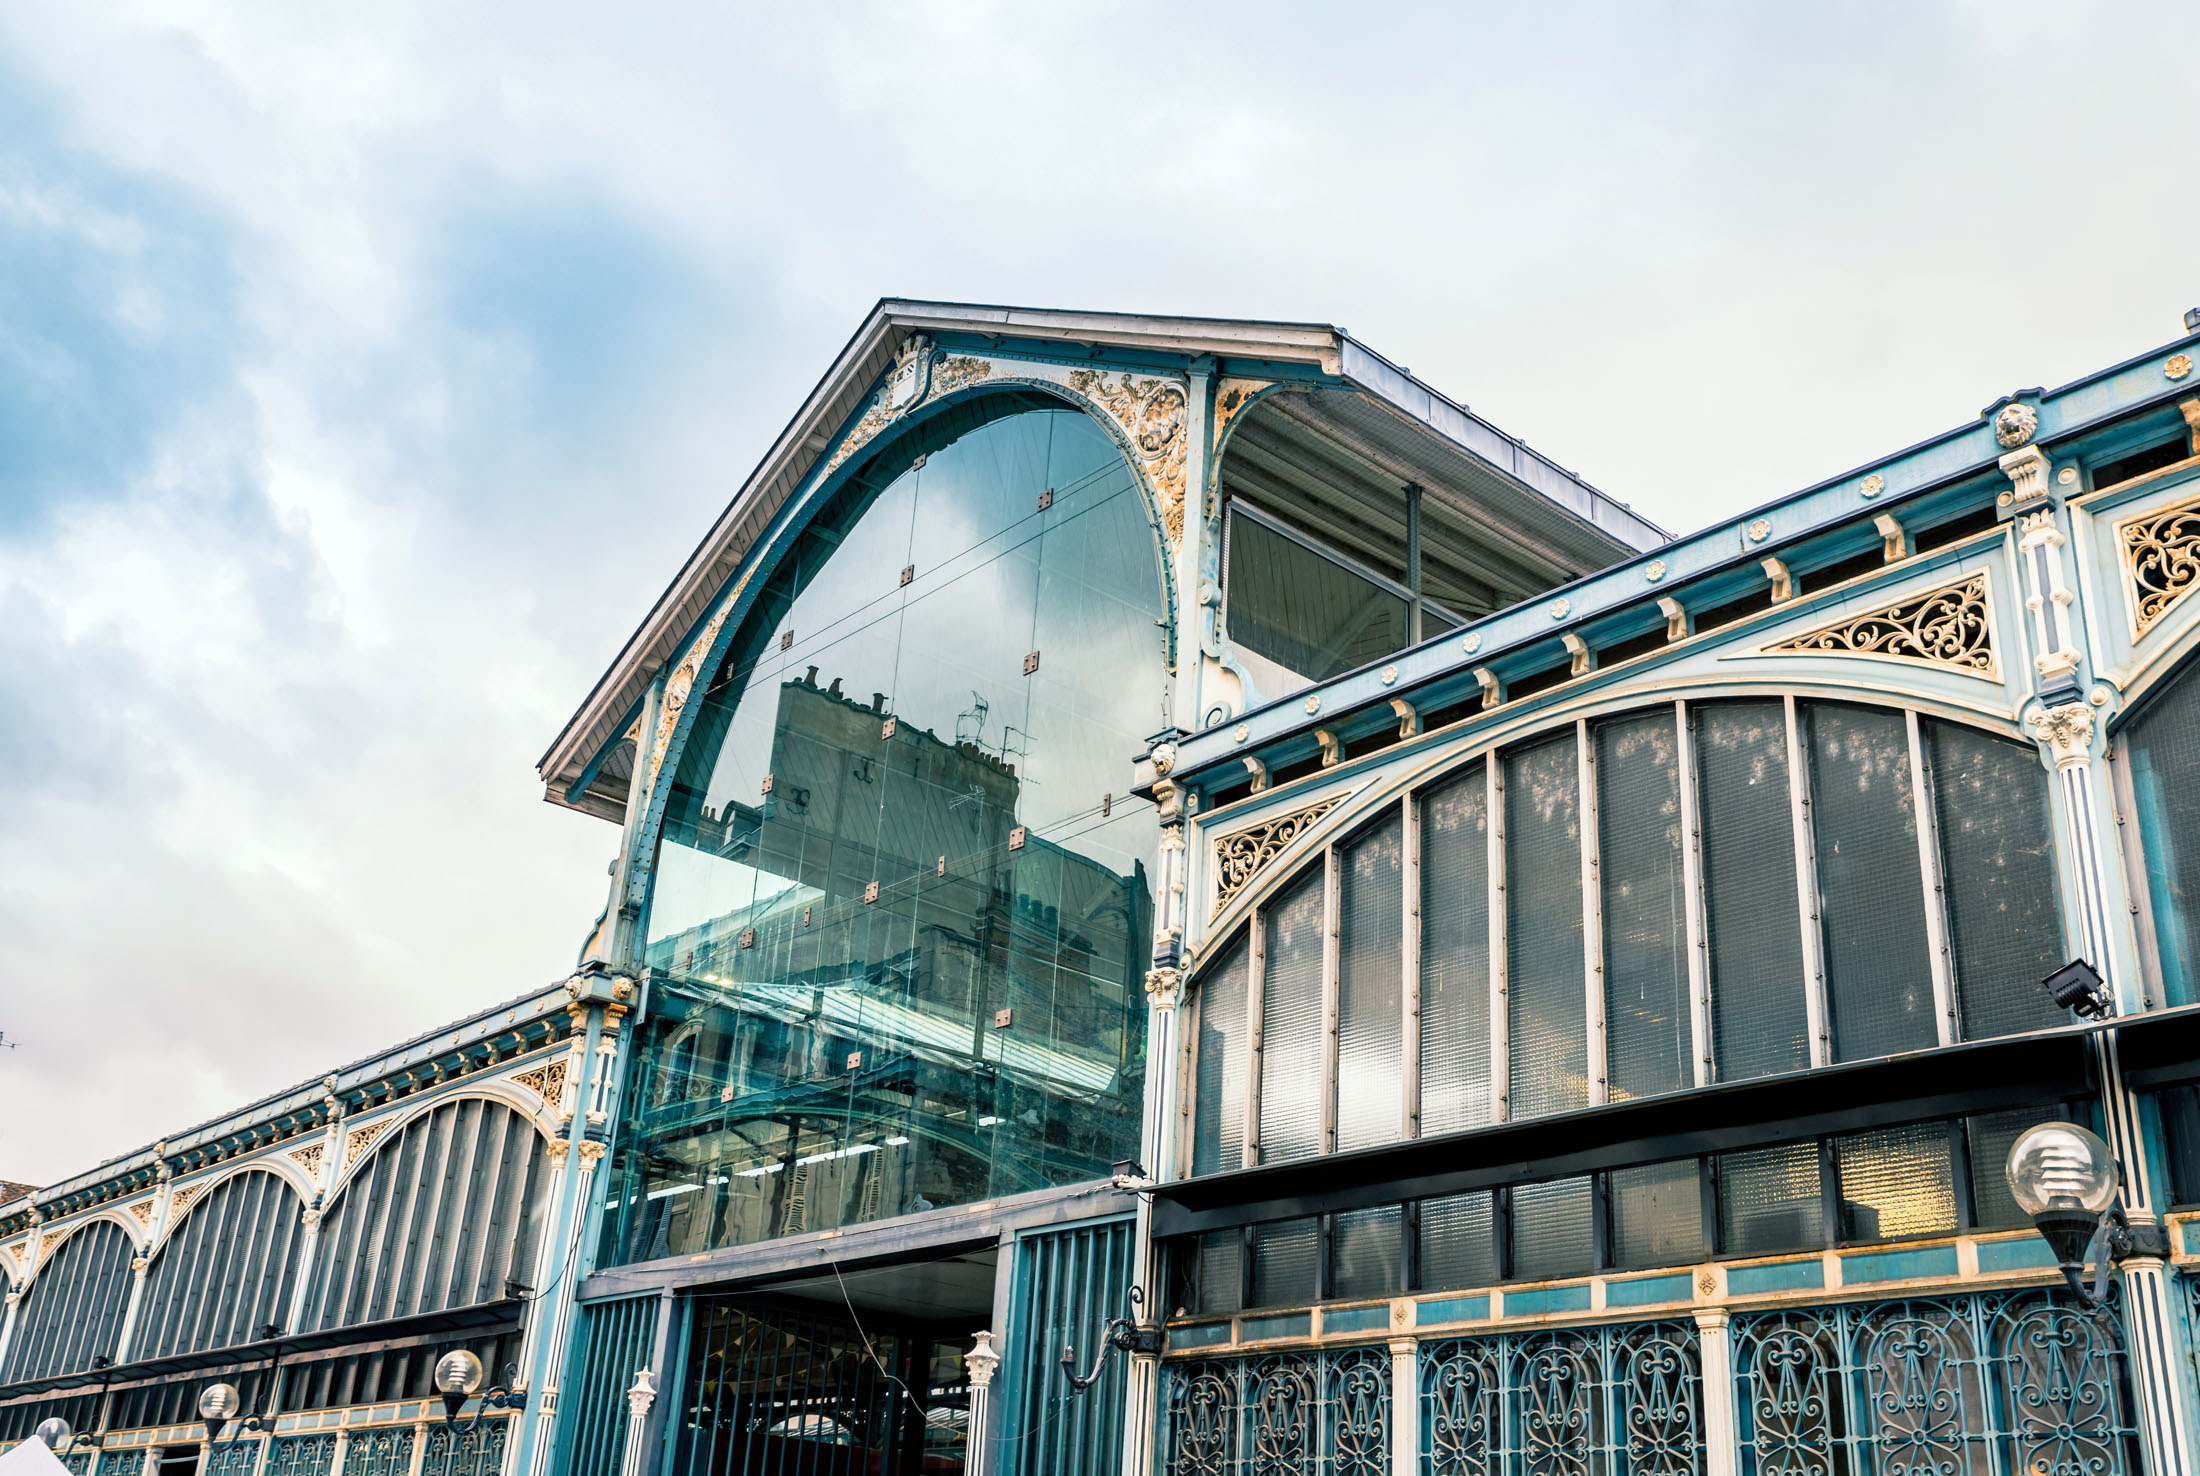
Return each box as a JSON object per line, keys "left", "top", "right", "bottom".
{"left": 602, "top": 399, "right": 1168, "bottom": 1264}
{"left": 1178, "top": 698, "right": 2067, "bottom": 1309}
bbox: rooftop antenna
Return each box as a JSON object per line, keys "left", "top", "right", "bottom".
{"left": 955, "top": 691, "right": 989, "bottom": 745}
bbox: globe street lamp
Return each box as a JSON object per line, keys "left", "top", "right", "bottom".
{"left": 33, "top": 1418, "right": 72, "bottom": 1454}
{"left": 198, "top": 1382, "right": 242, "bottom": 1444}
{"left": 433, "top": 1350, "right": 526, "bottom": 1433}
{"left": 2004, "top": 1120, "right": 2166, "bottom": 1309}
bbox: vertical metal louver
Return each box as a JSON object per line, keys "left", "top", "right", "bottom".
{"left": 1335, "top": 814, "right": 1403, "bottom": 1152}
{"left": 1805, "top": 702, "right": 1935, "bottom": 1061}
{"left": 0, "top": 1220, "right": 135, "bottom": 1382}
{"left": 1694, "top": 702, "right": 1809, "bottom": 1081}
{"left": 1597, "top": 712, "right": 1690, "bottom": 1100}
{"left": 1001, "top": 1217, "right": 1136, "bottom": 1476}
{"left": 133, "top": 1169, "right": 304, "bottom": 1359}
{"left": 551, "top": 1295, "right": 660, "bottom": 1476}
{"left": 1505, "top": 733, "right": 1586, "bottom": 1119}
{"left": 1191, "top": 934, "right": 1249, "bottom": 1177}
{"left": 301, "top": 1096, "right": 550, "bottom": 1332}
{"left": 1256, "top": 871, "right": 1325, "bottom": 1164}
{"left": 1418, "top": 767, "right": 1490, "bottom": 1134}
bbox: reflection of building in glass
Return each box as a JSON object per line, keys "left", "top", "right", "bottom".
{"left": 615, "top": 669, "right": 1149, "bottom": 1261}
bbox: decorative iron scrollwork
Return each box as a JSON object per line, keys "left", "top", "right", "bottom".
{"left": 1162, "top": 1347, "right": 1391, "bottom": 1476}
{"left": 1211, "top": 796, "right": 1345, "bottom": 915}
{"left": 1764, "top": 574, "right": 1997, "bottom": 677}
{"left": 2120, "top": 493, "right": 2200, "bottom": 637}
{"left": 1732, "top": 1290, "right": 2140, "bottom": 1476}
{"left": 1419, "top": 1321, "right": 1701, "bottom": 1476}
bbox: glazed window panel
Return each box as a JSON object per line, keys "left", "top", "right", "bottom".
{"left": 1192, "top": 1231, "right": 1246, "bottom": 1317}
{"left": 1719, "top": 1143, "right": 1824, "bottom": 1257}
{"left": 1695, "top": 702, "right": 1810, "bottom": 1082}
{"left": 1509, "top": 1176, "right": 1595, "bottom": 1282}
{"left": 1609, "top": 1160, "right": 1705, "bottom": 1270}
{"left": 1925, "top": 720, "right": 2065, "bottom": 1038}
{"left": 1335, "top": 814, "right": 1404, "bottom": 1153}
{"left": 1597, "top": 711, "right": 1690, "bottom": 1100}
{"left": 1417, "top": 1191, "right": 1496, "bottom": 1293}
{"left": 1419, "top": 769, "right": 1491, "bottom": 1134}
{"left": 1258, "top": 870, "right": 1328, "bottom": 1165}
{"left": 1505, "top": 733, "right": 1587, "bottom": 1120}
{"left": 1251, "top": 1217, "right": 1320, "bottom": 1308}
{"left": 1330, "top": 1205, "right": 1402, "bottom": 1300}
{"left": 1192, "top": 934, "right": 1251, "bottom": 1178}
{"left": 1835, "top": 1122, "right": 1956, "bottom": 1241}
{"left": 1806, "top": 702, "right": 1937, "bottom": 1061}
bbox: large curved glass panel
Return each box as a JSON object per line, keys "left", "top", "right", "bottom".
{"left": 601, "top": 402, "right": 1166, "bottom": 1263}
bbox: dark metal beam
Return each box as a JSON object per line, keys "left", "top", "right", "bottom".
{"left": 1150, "top": 1027, "right": 2095, "bottom": 1238}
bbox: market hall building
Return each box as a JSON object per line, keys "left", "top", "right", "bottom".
{"left": 13, "top": 301, "right": 2200, "bottom": 1476}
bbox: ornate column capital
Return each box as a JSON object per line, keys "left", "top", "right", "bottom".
{"left": 575, "top": 1139, "right": 607, "bottom": 1171}
{"left": 624, "top": 1368, "right": 657, "bottom": 1419}
{"left": 2031, "top": 703, "right": 2097, "bottom": 769}
{"left": 2000, "top": 443, "right": 2053, "bottom": 508}
{"left": 964, "top": 1330, "right": 1000, "bottom": 1390}
{"left": 547, "top": 1138, "right": 572, "bottom": 1171}
{"left": 1143, "top": 966, "right": 1184, "bottom": 1012}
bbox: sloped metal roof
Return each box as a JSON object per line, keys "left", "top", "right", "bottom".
{"left": 538, "top": 299, "right": 1666, "bottom": 818}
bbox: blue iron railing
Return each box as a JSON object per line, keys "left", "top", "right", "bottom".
{"left": 1163, "top": 1345, "right": 1389, "bottom": 1476}
{"left": 1732, "top": 1290, "right": 2140, "bottom": 1476}
{"left": 343, "top": 1428, "right": 414, "bottom": 1476}
{"left": 268, "top": 1434, "right": 337, "bottom": 1476}
{"left": 201, "top": 1438, "right": 262, "bottom": 1475}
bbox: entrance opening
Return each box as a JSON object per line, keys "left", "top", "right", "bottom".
{"left": 672, "top": 1246, "right": 995, "bottom": 1476}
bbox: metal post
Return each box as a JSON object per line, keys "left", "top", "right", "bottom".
{"left": 1388, "top": 1337, "right": 1418, "bottom": 1476}
{"left": 964, "top": 1331, "right": 1001, "bottom": 1476}
{"left": 1405, "top": 484, "right": 1424, "bottom": 646}
{"left": 1694, "top": 1309, "right": 1740, "bottom": 1476}
{"left": 511, "top": 1005, "right": 605, "bottom": 1476}
{"left": 616, "top": 1369, "right": 657, "bottom": 1476}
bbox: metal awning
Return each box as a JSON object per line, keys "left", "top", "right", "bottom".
{"left": 1150, "top": 1027, "right": 2099, "bottom": 1239}
{"left": 0, "top": 1300, "right": 523, "bottom": 1407}
{"left": 2103, "top": 1001, "right": 2200, "bottom": 1090}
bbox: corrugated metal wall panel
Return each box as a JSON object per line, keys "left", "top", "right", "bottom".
{"left": 999, "top": 1216, "right": 1136, "bottom": 1476}
{"left": 550, "top": 1296, "right": 659, "bottom": 1476}
{"left": 0, "top": 1221, "right": 136, "bottom": 1383}
{"left": 300, "top": 1098, "right": 549, "bottom": 1333}
{"left": 134, "top": 1169, "right": 304, "bottom": 1359}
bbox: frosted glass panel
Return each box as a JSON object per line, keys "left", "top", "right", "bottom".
{"left": 1331, "top": 1206, "right": 1402, "bottom": 1300}
{"left": 1926, "top": 720, "right": 2065, "bottom": 1039}
{"left": 1259, "top": 870, "right": 1327, "bottom": 1164}
{"left": 1695, "top": 703, "right": 1809, "bottom": 1082}
{"left": 1418, "top": 1192, "right": 1495, "bottom": 1292}
{"left": 1192, "top": 935, "right": 1249, "bottom": 1177}
{"left": 1598, "top": 712, "right": 1690, "bottom": 1100}
{"left": 1420, "top": 769, "right": 1491, "bottom": 1134}
{"left": 1510, "top": 1177, "right": 1594, "bottom": 1281}
{"left": 1336, "top": 815, "right": 1404, "bottom": 1152}
{"left": 1806, "top": 703, "right": 1935, "bottom": 1061}
{"left": 1506, "top": 734, "right": 1587, "bottom": 1119}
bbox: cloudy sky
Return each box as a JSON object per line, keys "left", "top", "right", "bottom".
{"left": 4, "top": 2, "right": 2197, "bottom": 1183}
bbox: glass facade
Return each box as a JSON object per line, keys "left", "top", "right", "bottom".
{"left": 599, "top": 402, "right": 1166, "bottom": 1263}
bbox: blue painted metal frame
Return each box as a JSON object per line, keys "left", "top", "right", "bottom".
{"left": 1162, "top": 328, "right": 2200, "bottom": 791}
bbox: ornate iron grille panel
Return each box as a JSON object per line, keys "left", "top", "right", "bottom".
{"left": 269, "top": 1434, "right": 338, "bottom": 1476}
{"left": 421, "top": 1419, "right": 507, "bottom": 1476}
{"left": 343, "top": 1427, "right": 414, "bottom": 1476}
{"left": 203, "top": 1439, "right": 266, "bottom": 1475}
{"left": 1419, "top": 1320, "right": 1700, "bottom": 1476}
{"left": 60, "top": 1454, "right": 94, "bottom": 1476}
{"left": 1732, "top": 1290, "right": 2141, "bottom": 1476}
{"left": 1162, "top": 1346, "right": 1390, "bottom": 1476}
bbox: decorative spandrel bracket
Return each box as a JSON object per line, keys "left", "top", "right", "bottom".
{"left": 1211, "top": 794, "right": 1346, "bottom": 917}
{"left": 2118, "top": 489, "right": 2200, "bottom": 640}
{"left": 1763, "top": 573, "right": 1997, "bottom": 679}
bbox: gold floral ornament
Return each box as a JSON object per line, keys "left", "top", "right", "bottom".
{"left": 2168, "top": 354, "right": 2193, "bottom": 382}
{"left": 2121, "top": 493, "right": 2200, "bottom": 637}
{"left": 512, "top": 1059, "right": 569, "bottom": 1108}
{"left": 1765, "top": 574, "right": 1997, "bottom": 678}
{"left": 1211, "top": 795, "right": 1345, "bottom": 914}
{"left": 1066, "top": 370, "right": 1189, "bottom": 544}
